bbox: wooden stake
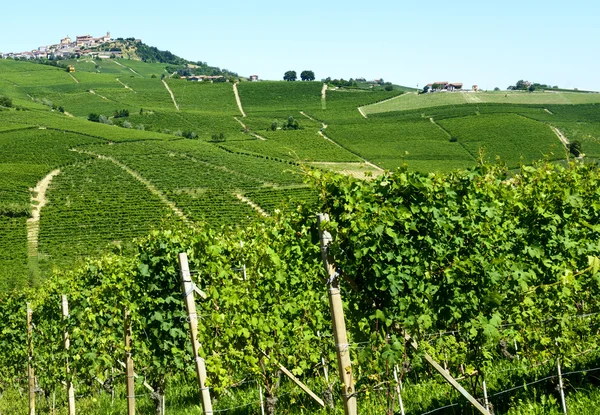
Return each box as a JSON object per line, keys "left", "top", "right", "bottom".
{"left": 482, "top": 378, "right": 490, "bottom": 413}
{"left": 405, "top": 334, "right": 490, "bottom": 415}
{"left": 179, "top": 252, "right": 213, "bottom": 414}
{"left": 124, "top": 308, "right": 135, "bottom": 415}
{"left": 27, "top": 303, "right": 35, "bottom": 415}
{"left": 259, "top": 385, "right": 265, "bottom": 415}
{"left": 261, "top": 350, "right": 325, "bottom": 407}
{"left": 394, "top": 365, "right": 405, "bottom": 415}
{"left": 557, "top": 358, "right": 567, "bottom": 414}
{"left": 322, "top": 357, "right": 329, "bottom": 384}
{"left": 62, "top": 295, "right": 76, "bottom": 415}
{"left": 317, "top": 213, "right": 357, "bottom": 415}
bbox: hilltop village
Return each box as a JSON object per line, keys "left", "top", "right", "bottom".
{"left": 1, "top": 32, "right": 117, "bottom": 60}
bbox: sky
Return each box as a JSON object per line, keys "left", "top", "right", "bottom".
{"left": 1, "top": 0, "right": 599, "bottom": 91}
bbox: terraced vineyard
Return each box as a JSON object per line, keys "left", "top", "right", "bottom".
{"left": 2, "top": 57, "right": 600, "bottom": 285}
{"left": 38, "top": 159, "right": 174, "bottom": 273}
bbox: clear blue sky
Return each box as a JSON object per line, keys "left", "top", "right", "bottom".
{"left": 1, "top": 0, "right": 599, "bottom": 90}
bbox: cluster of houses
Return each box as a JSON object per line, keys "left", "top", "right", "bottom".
{"left": 181, "top": 75, "right": 227, "bottom": 82}
{"left": 1, "top": 32, "right": 116, "bottom": 60}
{"left": 424, "top": 82, "right": 480, "bottom": 92}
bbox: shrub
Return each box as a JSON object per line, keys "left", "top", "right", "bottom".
{"left": 122, "top": 121, "right": 133, "bottom": 129}
{"left": 568, "top": 140, "right": 582, "bottom": 157}
{"left": 88, "top": 113, "right": 100, "bottom": 122}
{"left": 0, "top": 96, "right": 13, "bottom": 108}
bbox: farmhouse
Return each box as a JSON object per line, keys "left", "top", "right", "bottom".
{"left": 426, "top": 82, "right": 463, "bottom": 92}
{"left": 249, "top": 75, "right": 259, "bottom": 81}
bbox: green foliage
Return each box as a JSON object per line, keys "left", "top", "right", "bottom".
{"left": 283, "top": 70, "right": 297, "bottom": 82}
{"left": 0, "top": 96, "right": 12, "bottom": 108}
{"left": 300, "top": 70, "right": 315, "bottom": 81}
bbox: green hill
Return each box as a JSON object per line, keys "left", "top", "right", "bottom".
{"left": 2, "top": 57, "right": 600, "bottom": 285}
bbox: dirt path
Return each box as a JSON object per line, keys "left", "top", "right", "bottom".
{"left": 234, "top": 117, "right": 266, "bottom": 140}
{"left": 72, "top": 149, "right": 191, "bottom": 224}
{"left": 113, "top": 60, "right": 141, "bottom": 76}
{"left": 236, "top": 194, "right": 268, "bottom": 217}
{"left": 162, "top": 80, "right": 180, "bottom": 111}
{"left": 463, "top": 92, "right": 482, "bottom": 103}
{"left": 551, "top": 125, "right": 570, "bottom": 147}
{"left": 321, "top": 83, "right": 327, "bottom": 100}
{"left": 317, "top": 126, "right": 384, "bottom": 172}
{"left": 89, "top": 89, "right": 110, "bottom": 101}
{"left": 544, "top": 108, "right": 553, "bottom": 114}
{"left": 310, "top": 162, "right": 384, "bottom": 180}
{"left": 297, "top": 111, "right": 381, "bottom": 170}
{"left": 68, "top": 73, "right": 79, "bottom": 84}
{"left": 299, "top": 111, "right": 327, "bottom": 129}
{"left": 430, "top": 117, "right": 451, "bottom": 137}
{"left": 27, "top": 169, "right": 60, "bottom": 256}
{"left": 116, "top": 78, "right": 135, "bottom": 92}
{"left": 359, "top": 92, "right": 413, "bottom": 117}
{"left": 233, "top": 82, "right": 246, "bottom": 117}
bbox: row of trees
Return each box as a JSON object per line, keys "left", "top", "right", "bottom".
{"left": 507, "top": 80, "right": 559, "bottom": 91}
{"left": 283, "top": 70, "right": 315, "bottom": 81}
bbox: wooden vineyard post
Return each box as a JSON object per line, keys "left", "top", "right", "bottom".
{"left": 27, "top": 303, "right": 35, "bottom": 415}
{"left": 557, "top": 357, "right": 567, "bottom": 414}
{"left": 179, "top": 252, "right": 213, "bottom": 414}
{"left": 62, "top": 295, "right": 76, "bottom": 415}
{"left": 404, "top": 334, "right": 490, "bottom": 415}
{"left": 394, "top": 365, "right": 405, "bottom": 415}
{"left": 124, "top": 308, "right": 135, "bottom": 415}
{"left": 317, "top": 213, "right": 357, "bottom": 415}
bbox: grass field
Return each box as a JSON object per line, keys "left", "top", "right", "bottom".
{"left": 362, "top": 90, "right": 600, "bottom": 114}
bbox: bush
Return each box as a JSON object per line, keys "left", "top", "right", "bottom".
{"left": 99, "top": 115, "right": 113, "bottom": 125}
{"left": 0, "top": 96, "right": 13, "bottom": 108}
{"left": 449, "top": 136, "right": 458, "bottom": 142}
{"left": 122, "top": 121, "right": 133, "bottom": 129}
{"left": 88, "top": 113, "right": 100, "bottom": 122}
{"left": 211, "top": 132, "right": 226, "bottom": 142}
{"left": 568, "top": 141, "right": 582, "bottom": 157}
{"left": 114, "top": 109, "right": 129, "bottom": 118}
{"left": 182, "top": 131, "right": 197, "bottom": 139}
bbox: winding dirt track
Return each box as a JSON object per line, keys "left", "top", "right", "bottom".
{"left": 233, "top": 82, "right": 246, "bottom": 117}
{"left": 27, "top": 169, "right": 60, "bottom": 255}
{"left": 72, "top": 149, "right": 191, "bottom": 224}
{"left": 236, "top": 194, "right": 268, "bottom": 217}
{"left": 234, "top": 117, "right": 266, "bottom": 140}
{"left": 298, "top": 111, "right": 383, "bottom": 172}
{"left": 162, "top": 80, "right": 180, "bottom": 111}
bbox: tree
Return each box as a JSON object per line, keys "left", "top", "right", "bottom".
{"left": 283, "top": 70, "right": 297, "bottom": 81}
{"left": 515, "top": 80, "right": 529, "bottom": 90}
{"left": 528, "top": 84, "right": 536, "bottom": 93}
{"left": 568, "top": 140, "right": 582, "bottom": 157}
{"left": 0, "top": 96, "right": 12, "bottom": 108}
{"left": 300, "top": 70, "right": 315, "bottom": 81}
{"left": 494, "top": 87, "right": 500, "bottom": 91}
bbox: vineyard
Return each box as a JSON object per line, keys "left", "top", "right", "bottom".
{"left": 361, "top": 90, "right": 600, "bottom": 114}
{"left": 2, "top": 162, "right": 600, "bottom": 415}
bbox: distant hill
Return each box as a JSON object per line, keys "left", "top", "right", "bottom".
{"left": 91, "top": 38, "right": 238, "bottom": 77}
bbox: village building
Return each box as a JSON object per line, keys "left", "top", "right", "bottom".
{"left": 249, "top": 75, "right": 259, "bottom": 81}
{"left": 426, "top": 82, "right": 463, "bottom": 92}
